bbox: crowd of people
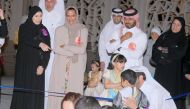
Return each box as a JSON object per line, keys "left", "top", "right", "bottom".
{"left": 0, "top": 0, "right": 190, "bottom": 109}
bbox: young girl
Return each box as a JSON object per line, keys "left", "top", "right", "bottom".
{"left": 84, "top": 60, "right": 104, "bottom": 97}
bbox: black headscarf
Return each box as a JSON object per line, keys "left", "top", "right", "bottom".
{"left": 21, "top": 6, "right": 43, "bottom": 39}
{"left": 25, "top": 6, "right": 42, "bottom": 26}
{"left": 154, "top": 17, "right": 186, "bottom": 48}
{"left": 152, "top": 17, "right": 187, "bottom": 64}
{"left": 162, "top": 17, "right": 186, "bottom": 45}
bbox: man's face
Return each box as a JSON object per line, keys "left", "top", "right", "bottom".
{"left": 45, "top": 0, "right": 56, "bottom": 12}
{"left": 112, "top": 14, "right": 122, "bottom": 24}
{"left": 124, "top": 17, "right": 136, "bottom": 29}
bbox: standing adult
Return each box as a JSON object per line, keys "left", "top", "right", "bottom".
{"left": 39, "top": 0, "right": 65, "bottom": 108}
{"left": 0, "top": 6, "right": 8, "bottom": 39}
{"left": 10, "top": 6, "right": 51, "bottom": 109}
{"left": 47, "top": 6, "right": 88, "bottom": 109}
{"left": 143, "top": 26, "right": 161, "bottom": 77}
{"left": 0, "top": 7, "right": 8, "bottom": 72}
{"left": 0, "top": 7, "right": 8, "bottom": 54}
{"left": 0, "top": 5, "right": 8, "bottom": 102}
{"left": 98, "top": 8, "right": 123, "bottom": 70}
{"left": 152, "top": 17, "right": 187, "bottom": 108}
{"left": 106, "top": 8, "right": 147, "bottom": 70}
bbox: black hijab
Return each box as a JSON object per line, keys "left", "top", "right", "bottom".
{"left": 156, "top": 17, "right": 186, "bottom": 46}
{"left": 22, "top": 6, "right": 43, "bottom": 36}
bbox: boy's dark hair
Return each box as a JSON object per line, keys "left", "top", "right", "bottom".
{"left": 107, "top": 53, "right": 127, "bottom": 70}
{"left": 102, "top": 105, "right": 117, "bottom": 109}
{"left": 75, "top": 96, "right": 101, "bottom": 109}
{"left": 136, "top": 72, "right": 146, "bottom": 80}
{"left": 121, "top": 69, "right": 137, "bottom": 85}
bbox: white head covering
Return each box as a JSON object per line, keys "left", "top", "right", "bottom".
{"left": 123, "top": 8, "right": 140, "bottom": 28}
{"left": 39, "top": 0, "right": 65, "bottom": 24}
{"left": 151, "top": 26, "right": 161, "bottom": 36}
{"left": 111, "top": 8, "right": 123, "bottom": 16}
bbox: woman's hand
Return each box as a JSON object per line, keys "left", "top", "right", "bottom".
{"left": 185, "top": 74, "right": 190, "bottom": 80}
{"left": 39, "top": 42, "right": 51, "bottom": 52}
{"left": 36, "top": 66, "right": 44, "bottom": 75}
{"left": 0, "top": 9, "right": 5, "bottom": 19}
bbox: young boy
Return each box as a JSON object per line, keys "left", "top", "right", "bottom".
{"left": 113, "top": 69, "right": 149, "bottom": 109}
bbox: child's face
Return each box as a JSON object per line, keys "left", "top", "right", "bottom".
{"left": 91, "top": 64, "right": 99, "bottom": 72}
{"left": 121, "top": 78, "right": 130, "bottom": 88}
{"left": 114, "top": 62, "right": 125, "bottom": 71}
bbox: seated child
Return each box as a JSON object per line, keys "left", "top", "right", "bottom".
{"left": 84, "top": 60, "right": 104, "bottom": 96}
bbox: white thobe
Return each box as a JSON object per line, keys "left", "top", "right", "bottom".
{"left": 129, "top": 66, "right": 177, "bottom": 109}
{"left": 39, "top": 1, "right": 65, "bottom": 109}
{"left": 107, "top": 26, "right": 147, "bottom": 70}
{"left": 98, "top": 21, "right": 122, "bottom": 69}
{"left": 140, "top": 81, "right": 177, "bottom": 109}
{"left": 143, "top": 39, "right": 156, "bottom": 77}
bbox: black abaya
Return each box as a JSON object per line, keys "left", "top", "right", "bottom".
{"left": 10, "top": 6, "right": 50, "bottom": 109}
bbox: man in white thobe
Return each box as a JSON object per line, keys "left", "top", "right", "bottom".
{"left": 106, "top": 8, "right": 147, "bottom": 70}
{"left": 98, "top": 8, "right": 123, "bottom": 70}
{"left": 126, "top": 66, "right": 177, "bottom": 109}
{"left": 39, "top": 0, "right": 65, "bottom": 109}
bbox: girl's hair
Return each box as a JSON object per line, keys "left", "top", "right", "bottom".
{"left": 61, "top": 92, "right": 81, "bottom": 109}
{"left": 107, "top": 53, "right": 127, "bottom": 70}
{"left": 91, "top": 60, "right": 101, "bottom": 71}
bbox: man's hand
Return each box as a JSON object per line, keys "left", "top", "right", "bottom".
{"left": 60, "top": 44, "right": 64, "bottom": 48}
{"left": 123, "top": 97, "right": 138, "bottom": 109}
{"left": 120, "top": 32, "right": 132, "bottom": 43}
{"left": 110, "top": 39, "right": 116, "bottom": 43}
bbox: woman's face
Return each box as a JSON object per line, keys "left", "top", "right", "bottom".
{"left": 171, "top": 19, "right": 182, "bottom": 33}
{"left": 66, "top": 9, "right": 77, "bottom": 25}
{"left": 32, "top": 11, "right": 42, "bottom": 25}
{"left": 62, "top": 101, "right": 74, "bottom": 109}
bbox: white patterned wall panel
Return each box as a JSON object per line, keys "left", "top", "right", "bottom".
{"left": 144, "top": 0, "right": 190, "bottom": 35}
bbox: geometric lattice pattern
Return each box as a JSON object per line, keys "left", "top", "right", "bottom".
{"left": 145, "top": 0, "right": 190, "bottom": 35}
{"left": 119, "top": 0, "right": 134, "bottom": 10}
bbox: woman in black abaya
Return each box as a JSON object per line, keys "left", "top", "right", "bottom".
{"left": 10, "top": 6, "right": 51, "bottom": 109}
{"left": 152, "top": 17, "right": 187, "bottom": 108}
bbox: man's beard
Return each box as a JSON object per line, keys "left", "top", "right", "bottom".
{"left": 113, "top": 20, "right": 121, "bottom": 25}
{"left": 125, "top": 23, "right": 136, "bottom": 29}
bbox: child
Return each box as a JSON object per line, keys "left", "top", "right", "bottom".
{"left": 84, "top": 60, "right": 104, "bottom": 97}
{"left": 113, "top": 69, "right": 149, "bottom": 109}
